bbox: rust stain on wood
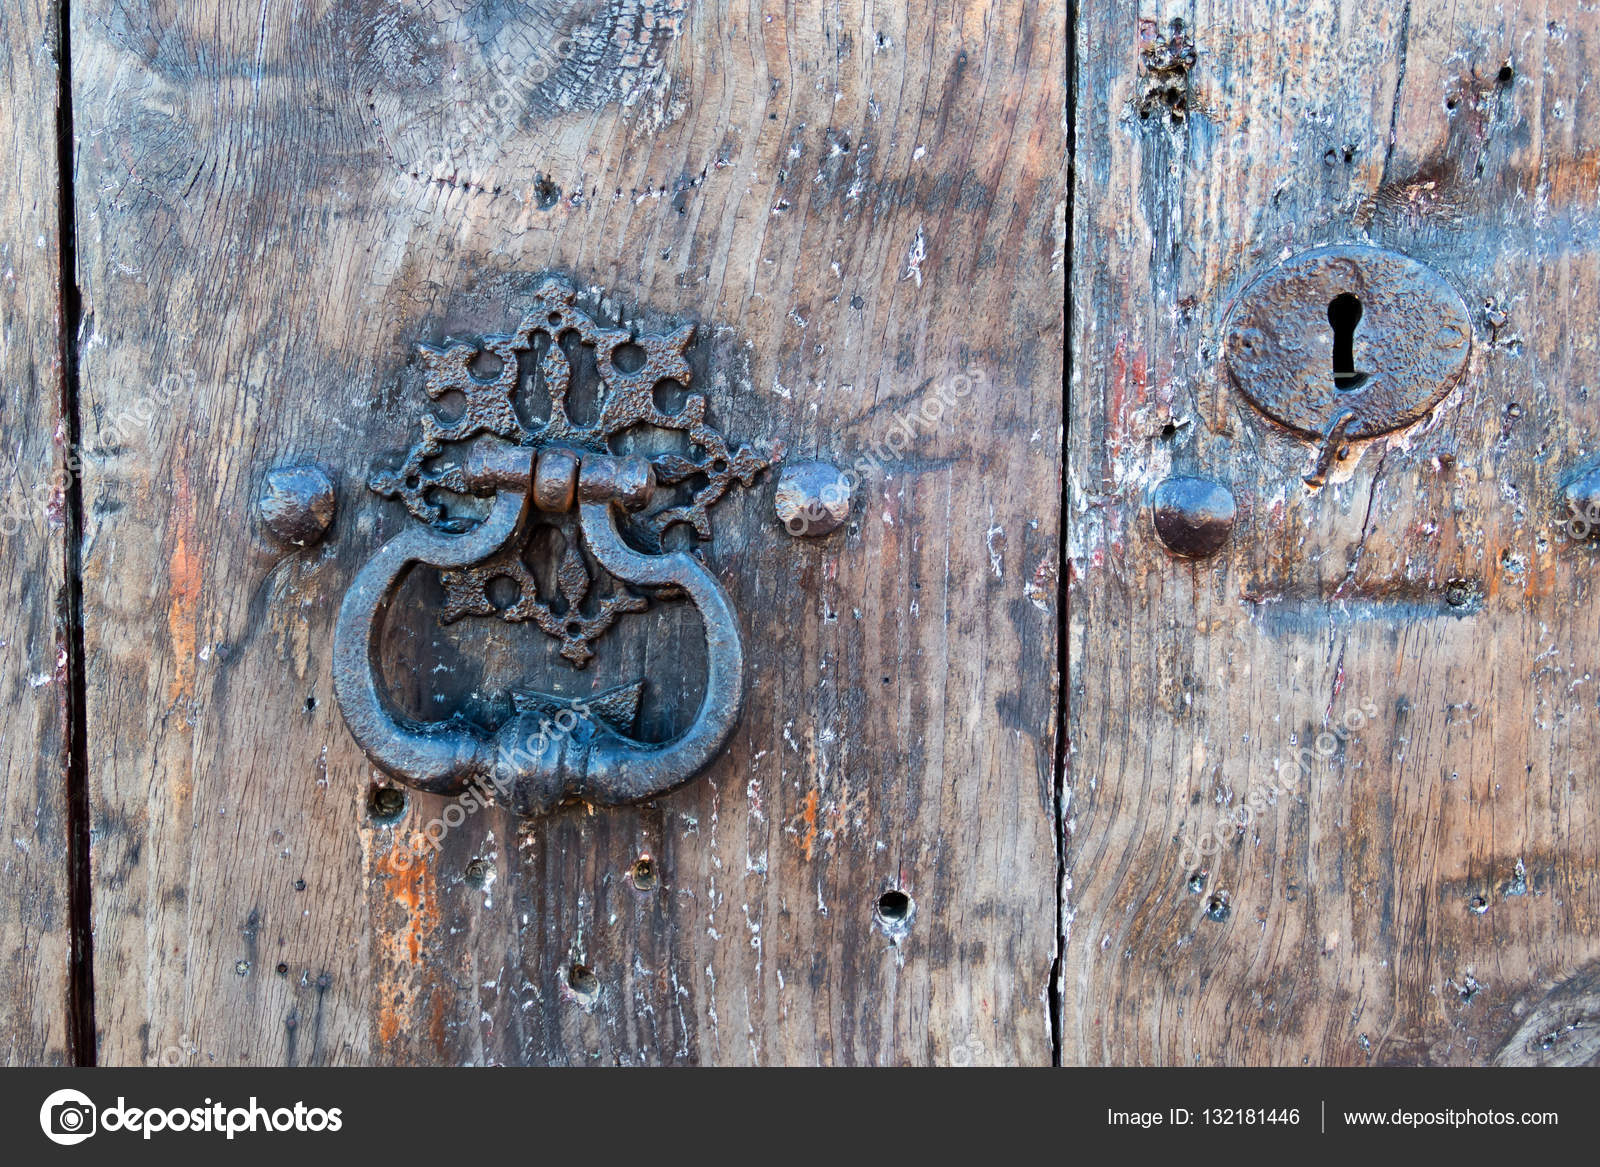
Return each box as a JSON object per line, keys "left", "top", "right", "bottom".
{"left": 797, "top": 788, "right": 819, "bottom": 862}
{"left": 165, "top": 466, "right": 200, "bottom": 708}
{"left": 371, "top": 832, "right": 447, "bottom": 1056}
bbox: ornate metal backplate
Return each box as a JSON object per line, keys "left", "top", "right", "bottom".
{"left": 370, "top": 275, "right": 779, "bottom": 666}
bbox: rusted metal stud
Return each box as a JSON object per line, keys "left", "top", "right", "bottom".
{"left": 775, "top": 460, "right": 851, "bottom": 536}
{"left": 577, "top": 452, "right": 655, "bottom": 511}
{"left": 259, "top": 464, "right": 336, "bottom": 547}
{"left": 532, "top": 446, "right": 580, "bottom": 512}
{"left": 1151, "top": 475, "right": 1235, "bottom": 558}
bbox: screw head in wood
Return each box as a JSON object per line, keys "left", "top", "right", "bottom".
{"left": 259, "top": 464, "right": 336, "bottom": 547}
{"left": 1151, "top": 475, "right": 1236, "bottom": 558}
{"left": 775, "top": 460, "right": 850, "bottom": 536}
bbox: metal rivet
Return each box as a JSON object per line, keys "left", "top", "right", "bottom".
{"left": 259, "top": 464, "right": 336, "bottom": 547}
{"left": 775, "top": 460, "right": 850, "bottom": 536}
{"left": 1151, "top": 476, "right": 1235, "bottom": 558}
{"left": 368, "top": 785, "right": 406, "bottom": 823}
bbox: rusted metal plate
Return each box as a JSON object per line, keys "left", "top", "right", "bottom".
{"left": 1223, "top": 244, "right": 1472, "bottom": 443}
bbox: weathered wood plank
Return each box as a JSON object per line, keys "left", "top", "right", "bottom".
{"left": 0, "top": 0, "right": 73, "bottom": 1066}
{"left": 79, "top": 0, "right": 1064, "bottom": 1065}
{"left": 1067, "top": 2, "right": 1600, "bottom": 1064}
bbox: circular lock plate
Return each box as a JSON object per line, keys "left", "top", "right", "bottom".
{"left": 1223, "top": 245, "right": 1472, "bottom": 441}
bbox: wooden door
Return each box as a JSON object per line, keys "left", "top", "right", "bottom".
{"left": 59, "top": 0, "right": 1065, "bottom": 1066}
{"left": 8, "top": 0, "right": 1595, "bottom": 1073}
{"left": 1067, "top": 4, "right": 1600, "bottom": 1065}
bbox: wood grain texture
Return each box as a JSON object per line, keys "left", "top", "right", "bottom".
{"left": 0, "top": 0, "right": 72, "bottom": 1066}
{"left": 1066, "top": 2, "right": 1600, "bottom": 1064}
{"left": 76, "top": 0, "right": 1065, "bottom": 1065}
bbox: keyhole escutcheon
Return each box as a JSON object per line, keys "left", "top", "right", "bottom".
{"left": 1224, "top": 244, "right": 1473, "bottom": 446}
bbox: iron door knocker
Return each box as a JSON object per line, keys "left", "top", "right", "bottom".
{"left": 331, "top": 276, "right": 781, "bottom": 817}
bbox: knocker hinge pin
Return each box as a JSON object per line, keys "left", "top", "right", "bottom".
{"left": 460, "top": 440, "right": 655, "bottom": 514}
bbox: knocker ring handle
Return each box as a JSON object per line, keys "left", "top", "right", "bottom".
{"left": 331, "top": 440, "right": 744, "bottom": 817}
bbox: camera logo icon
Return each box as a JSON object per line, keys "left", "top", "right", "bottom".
{"left": 39, "top": 1089, "right": 97, "bottom": 1146}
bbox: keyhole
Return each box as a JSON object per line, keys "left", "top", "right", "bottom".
{"left": 1328, "top": 293, "right": 1368, "bottom": 390}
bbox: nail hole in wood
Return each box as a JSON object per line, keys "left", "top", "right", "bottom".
{"left": 874, "top": 889, "right": 915, "bottom": 941}
{"left": 369, "top": 785, "right": 407, "bottom": 824}
{"left": 567, "top": 964, "right": 599, "bottom": 1005}
{"left": 630, "top": 855, "right": 658, "bottom": 891}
